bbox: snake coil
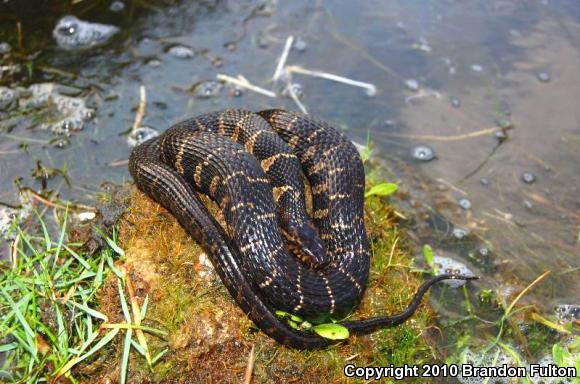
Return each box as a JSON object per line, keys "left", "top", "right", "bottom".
{"left": 129, "top": 109, "right": 476, "bottom": 349}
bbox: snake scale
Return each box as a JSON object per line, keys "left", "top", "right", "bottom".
{"left": 129, "top": 109, "right": 475, "bottom": 349}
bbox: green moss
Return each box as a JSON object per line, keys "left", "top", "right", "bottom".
{"left": 85, "top": 175, "right": 439, "bottom": 382}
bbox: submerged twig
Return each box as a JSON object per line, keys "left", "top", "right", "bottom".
{"left": 377, "top": 126, "right": 503, "bottom": 142}
{"left": 286, "top": 65, "right": 377, "bottom": 96}
{"left": 273, "top": 35, "right": 294, "bottom": 81}
{"left": 216, "top": 74, "right": 277, "bottom": 98}
{"left": 132, "top": 85, "right": 147, "bottom": 134}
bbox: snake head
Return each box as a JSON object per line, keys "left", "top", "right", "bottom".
{"left": 284, "top": 222, "right": 329, "bottom": 270}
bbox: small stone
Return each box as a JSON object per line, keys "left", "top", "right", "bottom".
{"left": 109, "top": 1, "right": 125, "bottom": 12}
{"left": 405, "top": 79, "right": 419, "bottom": 91}
{"left": 0, "top": 86, "right": 16, "bottom": 110}
{"left": 0, "top": 42, "right": 11, "bottom": 54}
{"left": 494, "top": 129, "right": 508, "bottom": 142}
{"left": 536, "top": 72, "right": 550, "bottom": 82}
{"left": 521, "top": 172, "right": 536, "bottom": 184}
{"left": 480, "top": 177, "right": 490, "bottom": 186}
{"left": 147, "top": 59, "right": 162, "bottom": 67}
{"left": 458, "top": 198, "right": 472, "bottom": 210}
{"left": 471, "top": 64, "right": 483, "bottom": 72}
{"left": 77, "top": 211, "right": 96, "bottom": 221}
{"left": 168, "top": 45, "right": 195, "bottom": 59}
{"left": 450, "top": 97, "right": 460, "bottom": 108}
{"left": 411, "top": 145, "right": 435, "bottom": 162}
{"left": 523, "top": 200, "right": 533, "bottom": 209}
{"left": 293, "top": 38, "right": 307, "bottom": 52}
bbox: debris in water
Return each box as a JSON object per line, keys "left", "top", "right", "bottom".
{"left": 109, "top": 1, "right": 126, "bottom": 12}
{"left": 411, "top": 145, "right": 436, "bottom": 162}
{"left": 77, "top": 211, "right": 96, "bottom": 222}
{"left": 554, "top": 304, "right": 579, "bottom": 321}
{"left": 536, "top": 72, "right": 551, "bottom": 83}
{"left": 216, "top": 74, "right": 276, "bottom": 98}
{"left": 286, "top": 65, "right": 377, "bottom": 96}
{"left": 127, "top": 126, "right": 159, "bottom": 147}
{"left": 521, "top": 171, "right": 536, "bottom": 184}
{"left": 458, "top": 198, "right": 472, "bottom": 210}
{"left": 433, "top": 255, "right": 475, "bottom": 288}
{"left": 480, "top": 177, "right": 490, "bottom": 186}
{"left": 405, "top": 79, "right": 420, "bottom": 91}
{"left": 168, "top": 45, "right": 195, "bottom": 59}
{"left": 53, "top": 16, "right": 119, "bottom": 50}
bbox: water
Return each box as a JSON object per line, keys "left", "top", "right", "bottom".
{"left": 1, "top": 0, "right": 578, "bottom": 365}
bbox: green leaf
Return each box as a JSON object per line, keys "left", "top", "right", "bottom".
{"left": 423, "top": 244, "right": 434, "bottom": 268}
{"left": 552, "top": 343, "right": 569, "bottom": 367}
{"left": 365, "top": 183, "right": 398, "bottom": 198}
{"left": 312, "top": 323, "right": 349, "bottom": 340}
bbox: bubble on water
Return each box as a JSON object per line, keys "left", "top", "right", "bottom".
{"left": 433, "top": 255, "right": 475, "bottom": 288}
{"left": 0, "top": 86, "right": 17, "bottom": 110}
{"left": 0, "top": 194, "right": 32, "bottom": 239}
{"left": 109, "top": 1, "right": 125, "bottom": 12}
{"left": 282, "top": 83, "right": 304, "bottom": 99}
{"left": 554, "top": 304, "right": 580, "bottom": 321}
{"left": 405, "top": 79, "right": 419, "bottom": 91}
{"left": 521, "top": 171, "right": 536, "bottom": 184}
{"left": 536, "top": 72, "right": 551, "bottom": 82}
{"left": 293, "top": 37, "right": 307, "bottom": 52}
{"left": 53, "top": 138, "right": 70, "bottom": 148}
{"left": 411, "top": 145, "right": 435, "bottom": 161}
{"left": 450, "top": 97, "right": 460, "bottom": 108}
{"left": 471, "top": 64, "right": 483, "bottom": 72}
{"left": 167, "top": 45, "right": 195, "bottom": 59}
{"left": 192, "top": 80, "right": 222, "bottom": 99}
{"left": 0, "top": 42, "right": 11, "bottom": 54}
{"left": 458, "top": 198, "right": 472, "bottom": 210}
{"left": 477, "top": 246, "right": 489, "bottom": 257}
{"left": 53, "top": 16, "right": 119, "bottom": 50}
{"left": 127, "top": 126, "right": 159, "bottom": 147}
{"left": 18, "top": 83, "right": 94, "bottom": 134}
{"left": 480, "top": 177, "right": 490, "bottom": 186}
{"left": 452, "top": 227, "right": 469, "bottom": 239}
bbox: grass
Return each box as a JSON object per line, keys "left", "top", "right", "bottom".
{"left": 0, "top": 206, "right": 165, "bottom": 383}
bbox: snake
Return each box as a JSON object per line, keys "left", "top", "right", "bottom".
{"left": 128, "top": 109, "right": 476, "bottom": 349}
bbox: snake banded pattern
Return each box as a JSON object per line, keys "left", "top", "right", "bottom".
{"left": 129, "top": 109, "right": 475, "bottom": 348}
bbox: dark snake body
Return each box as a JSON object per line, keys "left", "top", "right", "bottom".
{"left": 129, "top": 109, "right": 475, "bottom": 348}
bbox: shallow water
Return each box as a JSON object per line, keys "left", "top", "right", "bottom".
{"left": 1, "top": 0, "right": 579, "bottom": 364}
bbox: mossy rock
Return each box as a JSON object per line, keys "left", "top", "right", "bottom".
{"left": 91, "top": 186, "right": 437, "bottom": 383}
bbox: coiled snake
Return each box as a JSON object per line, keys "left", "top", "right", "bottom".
{"left": 129, "top": 109, "right": 475, "bottom": 349}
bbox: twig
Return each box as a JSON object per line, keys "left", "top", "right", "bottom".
{"left": 377, "top": 126, "right": 502, "bottom": 142}
{"left": 10, "top": 233, "right": 20, "bottom": 269}
{"left": 505, "top": 270, "right": 550, "bottom": 317}
{"left": 243, "top": 344, "right": 256, "bottom": 384}
{"left": 286, "top": 65, "right": 376, "bottom": 96}
{"left": 124, "top": 268, "right": 152, "bottom": 365}
{"left": 285, "top": 79, "right": 308, "bottom": 114}
{"left": 132, "top": 85, "right": 147, "bottom": 134}
{"left": 272, "top": 36, "right": 294, "bottom": 81}
{"left": 216, "top": 74, "right": 277, "bottom": 98}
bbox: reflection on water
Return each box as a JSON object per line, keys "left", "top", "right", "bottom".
{"left": 1, "top": 0, "right": 579, "bottom": 363}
